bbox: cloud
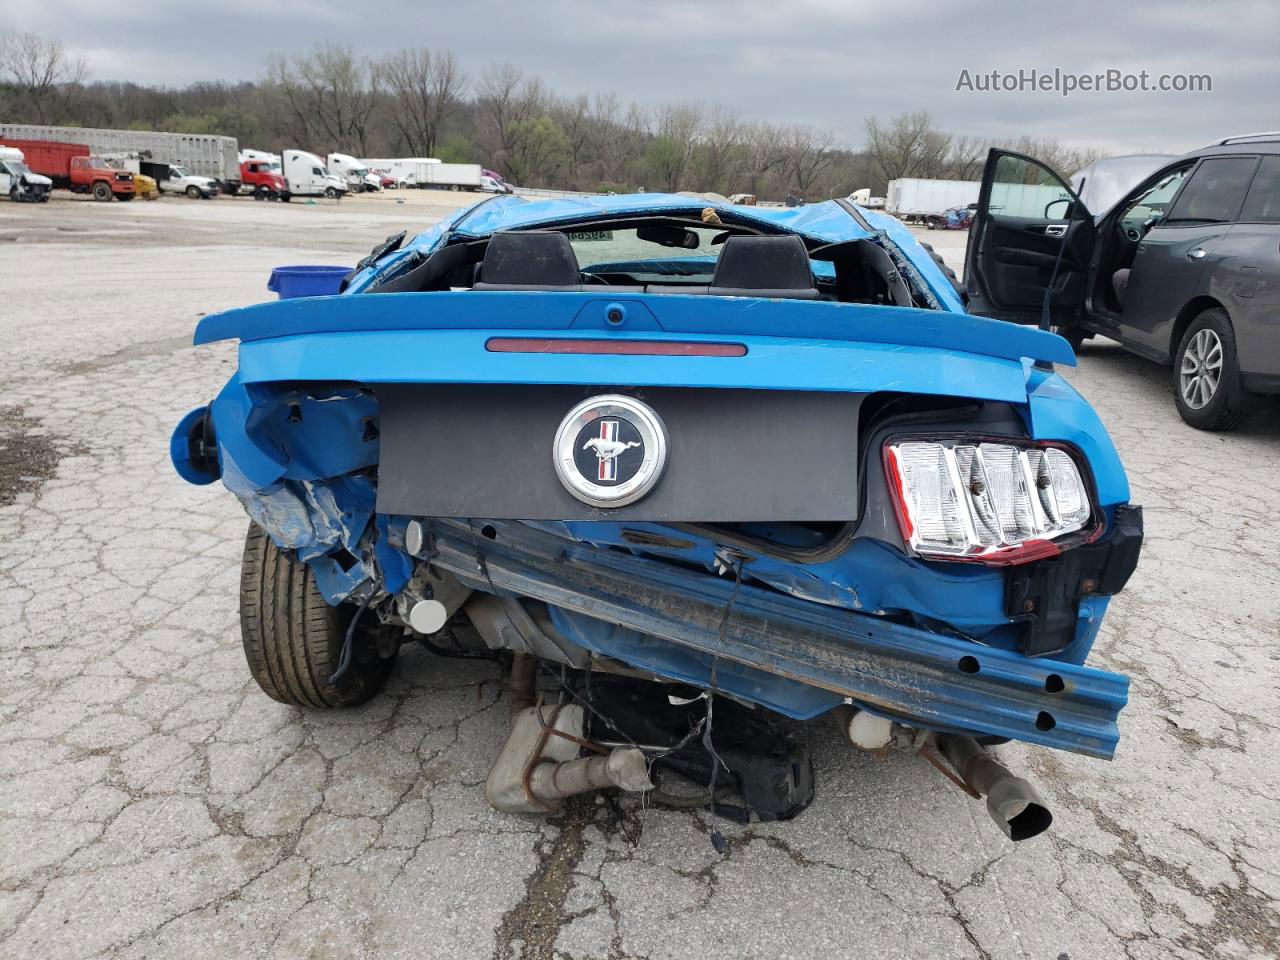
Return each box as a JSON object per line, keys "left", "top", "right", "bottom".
{"left": 4, "top": 0, "right": 1276, "bottom": 153}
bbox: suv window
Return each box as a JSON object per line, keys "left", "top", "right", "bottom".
{"left": 1239, "top": 155, "right": 1280, "bottom": 223}
{"left": 1120, "top": 165, "right": 1192, "bottom": 230}
{"left": 1164, "top": 157, "right": 1258, "bottom": 225}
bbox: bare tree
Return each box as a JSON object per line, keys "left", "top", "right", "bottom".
{"left": 743, "top": 122, "right": 789, "bottom": 196}
{"left": 381, "top": 48, "right": 464, "bottom": 157}
{"left": 582, "top": 93, "right": 627, "bottom": 185}
{"left": 946, "top": 135, "right": 989, "bottom": 181}
{"left": 268, "top": 44, "right": 380, "bottom": 154}
{"left": 691, "top": 106, "right": 743, "bottom": 193}
{"left": 997, "top": 136, "right": 1103, "bottom": 176}
{"left": 476, "top": 63, "right": 548, "bottom": 173}
{"left": 0, "top": 30, "right": 88, "bottom": 124}
{"left": 646, "top": 102, "right": 702, "bottom": 192}
{"left": 552, "top": 93, "right": 593, "bottom": 187}
{"left": 781, "top": 125, "right": 836, "bottom": 195}
{"left": 864, "top": 111, "right": 949, "bottom": 189}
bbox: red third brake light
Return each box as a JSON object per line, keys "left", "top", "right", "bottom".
{"left": 486, "top": 338, "right": 747, "bottom": 357}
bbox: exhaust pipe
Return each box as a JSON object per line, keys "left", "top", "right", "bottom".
{"left": 937, "top": 735, "right": 1053, "bottom": 842}
{"left": 486, "top": 701, "right": 652, "bottom": 814}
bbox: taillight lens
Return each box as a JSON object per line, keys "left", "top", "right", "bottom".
{"left": 884, "top": 438, "right": 1095, "bottom": 565}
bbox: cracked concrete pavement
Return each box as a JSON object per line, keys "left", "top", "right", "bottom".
{"left": 1, "top": 195, "right": 1277, "bottom": 960}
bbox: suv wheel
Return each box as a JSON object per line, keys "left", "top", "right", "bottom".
{"left": 239, "top": 523, "right": 397, "bottom": 707}
{"left": 186, "top": 185, "right": 201, "bottom": 199}
{"left": 1174, "top": 308, "right": 1248, "bottom": 431}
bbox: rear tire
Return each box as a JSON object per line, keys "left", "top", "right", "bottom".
{"left": 1173, "top": 308, "right": 1248, "bottom": 432}
{"left": 92, "top": 181, "right": 112, "bottom": 202}
{"left": 239, "top": 523, "right": 397, "bottom": 708}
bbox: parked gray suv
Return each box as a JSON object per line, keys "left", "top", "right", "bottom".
{"left": 965, "top": 134, "right": 1280, "bottom": 430}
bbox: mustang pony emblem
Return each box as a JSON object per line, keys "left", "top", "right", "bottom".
{"left": 553, "top": 395, "right": 668, "bottom": 506}
{"left": 583, "top": 421, "right": 641, "bottom": 481}
{"left": 583, "top": 437, "right": 641, "bottom": 460}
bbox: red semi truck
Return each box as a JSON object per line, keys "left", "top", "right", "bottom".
{"left": 2, "top": 139, "right": 135, "bottom": 201}
{"left": 237, "top": 158, "right": 289, "bottom": 200}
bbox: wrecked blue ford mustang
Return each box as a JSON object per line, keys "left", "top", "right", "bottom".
{"left": 173, "top": 193, "right": 1143, "bottom": 840}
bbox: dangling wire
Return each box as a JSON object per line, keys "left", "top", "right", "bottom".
{"left": 328, "top": 594, "right": 371, "bottom": 685}
{"left": 704, "top": 553, "right": 747, "bottom": 853}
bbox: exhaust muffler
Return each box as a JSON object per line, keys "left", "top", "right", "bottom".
{"left": 485, "top": 700, "right": 652, "bottom": 814}
{"left": 937, "top": 735, "right": 1053, "bottom": 842}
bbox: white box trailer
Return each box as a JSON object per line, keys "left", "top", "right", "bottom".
{"left": 362, "top": 158, "right": 437, "bottom": 189}
{"left": 361, "top": 157, "right": 482, "bottom": 190}
{"left": 886, "top": 178, "right": 981, "bottom": 222}
{"left": 0, "top": 123, "right": 240, "bottom": 190}
{"left": 418, "top": 162, "right": 482, "bottom": 190}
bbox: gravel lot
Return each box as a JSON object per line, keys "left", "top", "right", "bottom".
{"left": 1, "top": 193, "right": 1277, "bottom": 960}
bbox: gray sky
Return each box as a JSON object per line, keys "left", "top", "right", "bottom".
{"left": 4, "top": 0, "right": 1276, "bottom": 155}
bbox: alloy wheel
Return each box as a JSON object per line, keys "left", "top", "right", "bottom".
{"left": 1180, "top": 328, "right": 1223, "bottom": 410}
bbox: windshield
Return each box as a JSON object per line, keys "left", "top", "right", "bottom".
{"left": 1071, "top": 155, "right": 1177, "bottom": 215}
{"left": 7, "top": 161, "right": 33, "bottom": 176}
{"left": 171, "top": 166, "right": 190, "bottom": 178}
{"left": 568, "top": 225, "right": 728, "bottom": 282}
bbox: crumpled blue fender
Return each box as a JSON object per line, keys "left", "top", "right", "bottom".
{"left": 1024, "top": 363, "right": 1131, "bottom": 505}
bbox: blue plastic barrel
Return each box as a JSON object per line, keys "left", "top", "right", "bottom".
{"left": 267, "top": 265, "right": 354, "bottom": 299}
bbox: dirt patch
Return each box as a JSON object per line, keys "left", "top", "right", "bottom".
{"left": 0, "top": 406, "right": 82, "bottom": 507}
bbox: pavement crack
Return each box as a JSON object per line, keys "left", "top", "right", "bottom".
{"left": 492, "top": 797, "right": 592, "bottom": 960}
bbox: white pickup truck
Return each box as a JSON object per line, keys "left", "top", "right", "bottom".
{"left": 0, "top": 146, "right": 53, "bottom": 202}
{"left": 140, "top": 161, "right": 221, "bottom": 198}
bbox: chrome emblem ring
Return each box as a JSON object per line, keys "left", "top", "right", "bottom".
{"left": 553, "top": 394, "right": 668, "bottom": 508}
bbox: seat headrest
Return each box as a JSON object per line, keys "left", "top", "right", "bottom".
{"left": 712, "top": 235, "right": 815, "bottom": 293}
{"left": 478, "top": 231, "right": 581, "bottom": 287}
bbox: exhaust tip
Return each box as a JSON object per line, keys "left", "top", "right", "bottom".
{"left": 987, "top": 775, "right": 1053, "bottom": 841}
{"left": 995, "top": 795, "right": 1053, "bottom": 842}
{"left": 937, "top": 735, "right": 1055, "bottom": 842}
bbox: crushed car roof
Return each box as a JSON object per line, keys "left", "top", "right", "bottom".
{"left": 443, "top": 193, "right": 883, "bottom": 244}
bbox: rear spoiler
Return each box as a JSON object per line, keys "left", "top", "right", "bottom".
{"left": 194, "top": 291, "right": 1076, "bottom": 367}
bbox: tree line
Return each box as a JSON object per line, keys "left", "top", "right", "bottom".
{"left": 2, "top": 31, "right": 1103, "bottom": 198}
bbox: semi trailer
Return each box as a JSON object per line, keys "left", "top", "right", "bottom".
{"left": 0, "top": 123, "right": 240, "bottom": 195}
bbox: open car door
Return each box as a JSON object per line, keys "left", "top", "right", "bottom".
{"left": 965, "top": 149, "right": 1096, "bottom": 325}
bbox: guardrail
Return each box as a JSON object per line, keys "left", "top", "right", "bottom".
{"left": 511, "top": 186, "right": 600, "bottom": 199}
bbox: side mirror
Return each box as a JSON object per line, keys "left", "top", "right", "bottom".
{"left": 1044, "top": 198, "right": 1073, "bottom": 220}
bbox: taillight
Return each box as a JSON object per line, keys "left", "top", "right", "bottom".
{"left": 883, "top": 438, "right": 1097, "bottom": 566}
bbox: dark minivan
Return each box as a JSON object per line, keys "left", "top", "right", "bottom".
{"left": 965, "top": 134, "right": 1280, "bottom": 430}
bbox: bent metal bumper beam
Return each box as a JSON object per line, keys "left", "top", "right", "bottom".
{"left": 418, "top": 520, "right": 1128, "bottom": 759}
